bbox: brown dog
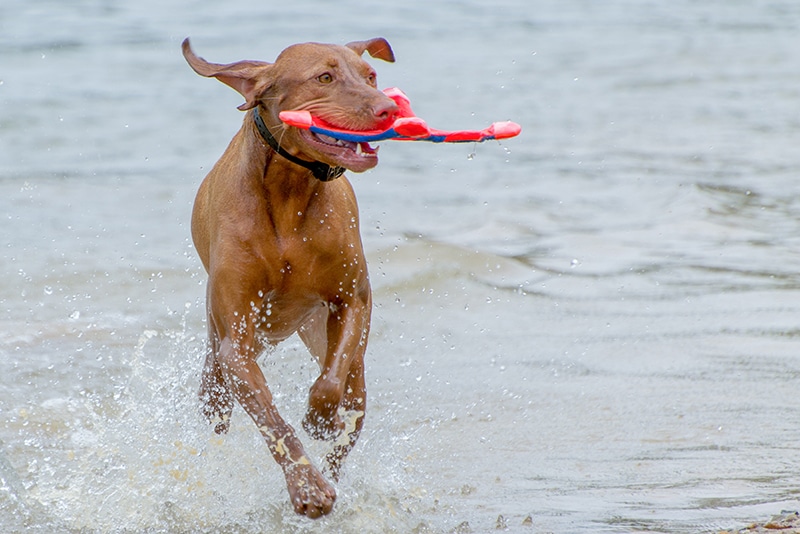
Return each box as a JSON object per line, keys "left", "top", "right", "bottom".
{"left": 181, "top": 37, "right": 398, "bottom": 518}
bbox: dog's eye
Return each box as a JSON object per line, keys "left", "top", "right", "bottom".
{"left": 366, "top": 72, "right": 376, "bottom": 86}
{"left": 317, "top": 73, "right": 333, "bottom": 84}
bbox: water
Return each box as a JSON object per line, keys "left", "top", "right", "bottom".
{"left": 2, "top": 0, "right": 800, "bottom": 532}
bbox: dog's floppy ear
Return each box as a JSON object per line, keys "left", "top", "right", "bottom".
{"left": 182, "top": 38, "right": 274, "bottom": 111}
{"left": 346, "top": 38, "right": 395, "bottom": 63}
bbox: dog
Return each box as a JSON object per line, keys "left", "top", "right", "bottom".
{"left": 182, "top": 37, "right": 398, "bottom": 518}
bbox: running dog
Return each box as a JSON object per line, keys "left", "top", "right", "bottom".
{"left": 182, "top": 37, "right": 397, "bottom": 518}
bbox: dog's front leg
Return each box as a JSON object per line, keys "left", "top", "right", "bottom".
{"left": 215, "top": 334, "right": 336, "bottom": 517}
{"left": 209, "top": 275, "right": 337, "bottom": 518}
{"left": 303, "top": 292, "right": 371, "bottom": 479}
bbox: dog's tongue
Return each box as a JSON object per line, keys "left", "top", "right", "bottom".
{"left": 359, "top": 142, "right": 377, "bottom": 155}
{"left": 316, "top": 132, "right": 377, "bottom": 155}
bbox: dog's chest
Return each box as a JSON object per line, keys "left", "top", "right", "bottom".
{"left": 255, "top": 226, "right": 367, "bottom": 299}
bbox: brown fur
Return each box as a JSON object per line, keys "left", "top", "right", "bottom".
{"left": 182, "top": 37, "right": 398, "bottom": 518}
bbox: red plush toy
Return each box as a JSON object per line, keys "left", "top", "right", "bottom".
{"left": 279, "top": 87, "right": 521, "bottom": 144}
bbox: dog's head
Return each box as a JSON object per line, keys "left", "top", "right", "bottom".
{"left": 182, "top": 38, "right": 398, "bottom": 173}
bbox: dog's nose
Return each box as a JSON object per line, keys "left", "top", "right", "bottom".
{"left": 372, "top": 98, "right": 399, "bottom": 123}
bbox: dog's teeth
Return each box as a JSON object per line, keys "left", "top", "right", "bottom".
{"left": 318, "top": 134, "right": 337, "bottom": 145}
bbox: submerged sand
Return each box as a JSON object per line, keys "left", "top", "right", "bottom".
{"left": 720, "top": 511, "right": 800, "bottom": 534}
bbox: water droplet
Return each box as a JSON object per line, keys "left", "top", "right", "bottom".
{"left": 43, "top": 286, "right": 53, "bottom": 295}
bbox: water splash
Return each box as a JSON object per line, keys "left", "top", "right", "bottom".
{"left": 9, "top": 307, "right": 436, "bottom": 533}
{"left": 0, "top": 439, "right": 66, "bottom": 533}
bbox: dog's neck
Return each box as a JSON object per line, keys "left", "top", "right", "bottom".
{"left": 253, "top": 109, "right": 345, "bottom": 182}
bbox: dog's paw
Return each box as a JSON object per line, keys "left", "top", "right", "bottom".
{"left": 302, "top": 409, "right": 345, "bottom": 441}
{"left": 201, "top": 403, "right": 231, "bottom": 434}
{"left": 212, "top": 418, "right": 230, "bottom": 435}
{"left": 284, "top": 463, "right": 336, "bottom": 519}
{"left": 199, "top": 382, "right": 233, "bottom": 433}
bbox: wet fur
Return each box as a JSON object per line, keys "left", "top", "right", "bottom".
{"left": 182, "top": 37, "right": 397, "bottom": 518}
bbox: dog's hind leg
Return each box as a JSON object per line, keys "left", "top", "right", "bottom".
{"left": 199, "top": 301, "right": 234, "bottom": 434}
{"left": 300, "top": 294, "right": 370, "bottom": 480}
{"left": 297, "top": 305, "right": 330, "bottom": 369}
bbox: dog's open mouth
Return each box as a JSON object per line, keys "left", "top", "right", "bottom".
{"left": 301, "top": 129, "right": 380, "bottom": 173}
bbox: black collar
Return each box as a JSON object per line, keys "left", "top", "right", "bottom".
{"left": 253, "top": 109, "right": 345, "bottom": 182}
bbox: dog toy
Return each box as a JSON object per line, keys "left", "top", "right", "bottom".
{"left": 279, "top": 87, "right": 521, "bottom": 144}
